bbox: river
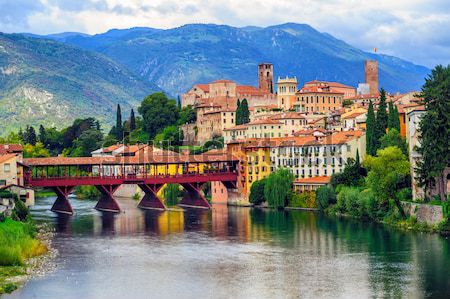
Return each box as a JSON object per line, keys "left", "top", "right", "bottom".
{"left": 5, "top": 197, "right": 450, "bottom": 299}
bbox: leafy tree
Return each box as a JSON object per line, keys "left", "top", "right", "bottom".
{"left": 380, "top": 128, "right": 408, "bottom": 156}
{"left": 62, "top": 118, "right": 99, "bottom": 149}
{"left": 72, "top": 129, "right": 104, "bottom": 157}
{"left": 330, "top": 155, "right": 366, "bottom": 188}
{"left": 138, "top": 92, "right": 179, "bottom": 138}
{"left": 43, "top": 127, "right": 64, "bottom": 155}
{"left": 177, "top": 105, "right": 196, "bottom": 125}
{"left": 264, "top": 168, "right": 294, "bottom": 209}
{"left": 388, "top": 101, "right": 401, "bottom": 132}
{"left": 416, "top": 65, "right": 450, "bottom": 201}
{"left": 0, "top": 132, "right": 21, "bottom": 144}
{"left": 374, "top": 88, "right": 388, "bottom": 151}
{"left": 164, "top": 184, "right": 182, "bottom": 206}
{"left": 154, "top": 125, "right": 184, "bottom": 148}
{"left": 130, "top": 108, "right": 136, "bottom": 131}
{"left": 23, "top": 142, "right": 50, "bottom": 158}
{"left": 364, "top": 146, "right": 410, "bottom": 217}
{"left": 316, "top": 186, "right": 336, "bottom": 210}
{"left": 366, "top": 100, "right": 376, "bottom": 155}
{"left": 249, "top": 179, "right": 266, "bottom": 205}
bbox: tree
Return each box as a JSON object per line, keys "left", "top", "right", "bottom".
{"left": 380, "top": 128, "right": 408, "bottom": 156}
{"left": 72, "top": 129, "right": 104, "bottom": 157}
{"left": 138, "top": 93, "right": 179, "bottom": 138}
{"left": 24, "top": 126, "right": 37, "bottom": 145}
{"left": 264, "top": 168, "right": 294, "bottom": 209}
{"left": 388, "top": 101, "right": 400, "bottom": 132}
{"left": 235, "top": 99, "right": 242, "bottom": 125}
{"left": 374, "top": 88, "right": 388, "bottom": 152}
{"left": 240, "top": 98, "right": 250, "bottom": 124}
{"left": 23, "top": 142, "right": 50, "bottom": 158}
{"left": 366, "top": 100, "right": 376, "bottom": 155}
{"left": 330, "top": 156, "right": 366, "bottom": 188}
{"left": 130, "top": 109, "right": 136, "bottom": 131}
{"left": 154, "top": 125, "right": 184, "bottom": 148}
{"left": 177, "top": 105, "right": 196, "bottom": 125}
{"left": 116, "top": 104, "right": 123, "bottom": 139}
{"left": 164, "top": 184, "right": 182, "bottom": 206}
{"left": 38, "top": 125, "right": 46, "bottom": 144}
{"left": 316, "top": 186, "right": 336, "bottom": 210}
{"left": 249, "top": 179, "right": 266, "bottom": 205}
{"left": 416, "top": 65, "right": 450, "bottom": 201}
{"left": 364, "top": 146, "right": 410, "bottom": 217}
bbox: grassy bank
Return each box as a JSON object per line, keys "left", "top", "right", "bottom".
{"left": 35, "top": 189, "right": 56, "bottom": 198}
{"left": 0, "top": 218, "right": 47, "bottom": 294}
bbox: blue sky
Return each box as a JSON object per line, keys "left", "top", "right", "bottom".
{"left": 1, "top": 0, "right": 449, "bottom": 68}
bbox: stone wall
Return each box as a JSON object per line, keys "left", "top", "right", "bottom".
{"left": 401, "top": 202, "right": 445, "bottom": 225}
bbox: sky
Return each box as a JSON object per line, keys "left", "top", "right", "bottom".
{"left": 1, "top": 0, "right": 449, "bottom": 68}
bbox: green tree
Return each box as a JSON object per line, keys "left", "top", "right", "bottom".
{"left": 235, "top": 99, "right": 242, "bottom": 125}
{"left": 249, "top": 179, "right": 266, "bottom": 205}
{"left": 72, "top": 129, "right": 104, "bottom": 157}
{"left": 388, "top": 101, "right": 401, "bottom": 132}
{"left": 364, "top": 146, "right": 410, "bottom": 217}
{"left": 374, "top": 88, "right": 388, "bottom": 151}
{"left": 366, "top": 100, "right": 376, "bottom": 155}
{"left": 416, "top": 65, "right": 450, "bottom": 201}
{"left": 164, "top": 184, "right": 182, "bottom": 206}
{"left": 177, "top": 105, "right": 196, "bottom": 125}
{"left": 240, "top": 98, "right": 250, "bottom": 124}
{"left": 38, "top": 125, "right": 46, "bottom": 144}
{"left": 138, "top": 92, "right": 179, "bottom": 138}
{"left": 264, "top": 168, "right": 294, "bottom": 209}
{"left": 154, "top": 125, "right": 184, "bottom": 148}
{"left": 316, "top": 186, "right": 336, "bottom": 210}
{"left": 23, "top": 142, "right": 50, "bottom": 158}
{"left": 380, "top": 128, "right": 408, "bottom": 156}
{"left": 23, "top": 126, "right": 37, "bottom": 145}
{"left": 330, "top": 155, "right": 366, "bottom": 188}
{"left": 115, "top": 104, "right": 123, "bottom": 139}
{"left": 130, "top": 108, "right": 136, "bottom": 131}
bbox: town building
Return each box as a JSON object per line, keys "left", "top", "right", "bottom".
{"left": 365, "top": 60, "right": 379, "bottom": 96}
{"left": 294, "top": 82, "right": 344, "bottom": 113}
{"left": 277, "top": 76, "right": 298, "bottom": 110}
{"left": 294, "top": 176, "right": 331, "bottom": 192}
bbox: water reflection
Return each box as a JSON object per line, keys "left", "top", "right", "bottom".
{"left": 6, "top": 197, "right": 450, "bottom": 299}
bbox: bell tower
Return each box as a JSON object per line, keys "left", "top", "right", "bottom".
{"left": 365, "top": 60, "right": 379, "bottom": 95}
{"left": 258, "top": 63, "right": 274, "bottom": 93}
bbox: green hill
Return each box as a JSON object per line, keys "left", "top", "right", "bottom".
{"left": 0, "top": 33, "right": 159, "bottom": 135}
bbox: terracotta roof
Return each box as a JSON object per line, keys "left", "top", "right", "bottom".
{"left": 406, "top": 105, "right": 426, "bottom": 114}
{"left": 294, "top": 176, "right": 331, "bottom": 185}
{"left": 0, "top": 154, "right": 17, "bottom": 164}
{"left": 0, "top": 144, "right": 23, "bottom": 155}
{"left": 293, "top": 128, "right": 329, "bottom": 136}
{"left": 223, "top": 124, "right": 248, "bottom": 131}
{"left": 247, "top": 119, "right": 283, "bottom": 125}
{"left": 305, "top": 80, "right": 355, "bottom": 89}
{"left": 341, "top": 111, "right": 366, "bottom": 119}
{"left": 195, "top": 84, "right": 210, "bottom": 92}
{"left": 236, "top": 85, "right": 270, "bottom": 96}
{"left": 271, "top": 112, "right": 306, "bottom": 120}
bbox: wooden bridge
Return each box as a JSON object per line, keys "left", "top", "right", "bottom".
{"left": 24, "top": 152, "right": 239, "bottom": 215}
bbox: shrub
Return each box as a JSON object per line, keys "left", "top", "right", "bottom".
{"left": 12, "top": 199, "right": 29, "bottom": 222}
{"left": 316, "top": 186, "right": 336, "bottom": 210}
{"left": 75, "top": 186, "right": 100, "bottom": 199}
{"left": 289, "top": 192, "right": 316, "bottom": 208}
{"left": 396, "top": 188, "right": 412, "bottom": 202}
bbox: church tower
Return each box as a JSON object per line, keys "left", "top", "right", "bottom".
{"left": 258, "top": 63, "right": 274, "bottom": 93}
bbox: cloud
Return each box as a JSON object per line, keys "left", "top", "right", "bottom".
{"left": 0, "top": 0, "right": 448, "bottom": 67}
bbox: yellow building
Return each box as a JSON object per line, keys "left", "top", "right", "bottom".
{"left": 277, "top": 76, "right": 298, "bottom": 110}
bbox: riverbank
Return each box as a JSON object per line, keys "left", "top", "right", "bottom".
{"left": 0, "top": 219, "right": 54, "bottom": 295}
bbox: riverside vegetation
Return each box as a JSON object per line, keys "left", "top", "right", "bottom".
{"left": 0, "top": 193, "right": 48, "bottom": 295}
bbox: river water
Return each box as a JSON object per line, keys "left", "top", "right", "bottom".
{"left": 5, "top": 197, "right": 450, "bottom": 299}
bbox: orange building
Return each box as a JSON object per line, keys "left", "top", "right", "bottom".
{"left": 294, "top": 83, "right": 344, "bottom": 113}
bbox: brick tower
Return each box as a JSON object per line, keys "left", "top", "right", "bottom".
{"left": 365, "top": 60, "right": 379, "bottom": 95}
{"left": 258, "top": 63, "right": 274, "bottom": 94}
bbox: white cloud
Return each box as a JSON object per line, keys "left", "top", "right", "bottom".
{"left": 0, "top": 0, "right": 449, "bottom": 67}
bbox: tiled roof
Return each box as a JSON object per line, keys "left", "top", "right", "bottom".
{"left": 247, "top": 119, "right": 283, "bottom": 125}
{"left": 212, "top": 79, "right": 234, "bottom": 84}
{"left": 271, "top": 112, "right": 306, "bottom": 120}
{"left": 341, "top": 111, "right": 366, "bottom": 119}
{"left": 236, "top": 85, "right": 270, "bottom": 96}
{"left": 0, "top": 154, "right": 17, "bottom": 164}
{"left": 223, "top": 124, "right": 248, "bottom": 131}
{"left": 294, "top": 176, "right": 331, "bottom": 185}
{"left": 0, "top": 144, "right": 23, "bottom": 155}
{"left": 305, "top": 80, "right": 354, "bottom": 89}
{"left": 195, "top": 84, "right": 210, "bottom": 92}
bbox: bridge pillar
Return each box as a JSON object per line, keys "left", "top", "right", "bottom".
{"left": 94, "top": 185, "right": 121, "bottom": 213}
{"left": 51, "top": 186, "right": 74, "bottom": 215}
{"left": 179, "top": 183, "right": 211, "bottom": 209}
{"left": 137, "top": 184, "right": 166, "bottom": 211}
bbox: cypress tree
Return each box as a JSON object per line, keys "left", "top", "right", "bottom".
{"left": 416, "top": 65, "right": 450, "bottom": 200}
{"left": 240, "top": 98, "right": 250, "bottom": 124}
{"left": 38, "top": 125, "right": 46, "bottom": 144}
{"left": 366, "top": 100, "right": 376, "bottom": 155}
{"left": 393, "top": 106, "right": 401, "bottom": 132}
{"left": 130, "top": 109, "right": 136, "bottom": 131}
{"left": 374, "top": 88, "right": 388, "bottom": 152}
{"left": 115, "top": 104, "right": 123, "bottom": 140}
{"left": 236, "top": 99, "right": 242, "bottom": 125}
{"left": 388, "top": 100, "right": 396, "bottom": 130}
{"left": 27, "top": 126, "right": 37, "bottom": 146}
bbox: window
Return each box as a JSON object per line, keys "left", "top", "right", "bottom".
{"left": 4, "top": 163, "right": 11, "bottom": 173}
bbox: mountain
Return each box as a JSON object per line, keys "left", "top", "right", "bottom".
{"left": 52, "top": 23, "right": 430, "bottom": 96}
{"left": 0, "top": 33, "right": 159, "bottom": 134}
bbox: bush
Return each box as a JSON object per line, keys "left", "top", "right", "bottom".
{"left": 75, "top": 186, "right": 100, "bottom": 199}
{"left": 316, "top": 186, "right": 336, "bottom": 210}
{"left": 163, "top": 184, "right": 182, "bottom": 206}
{"left": 12, "top": 199, "right": 29, "bottom": 222}
{"left": 249, "top": 179, "right": 266, "bottom": 205}
{"left": 396, "top": 188, "right": 412, "bottom": 202}
{"left": 289, "top": 192, "right": 316, "bottom": 208}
